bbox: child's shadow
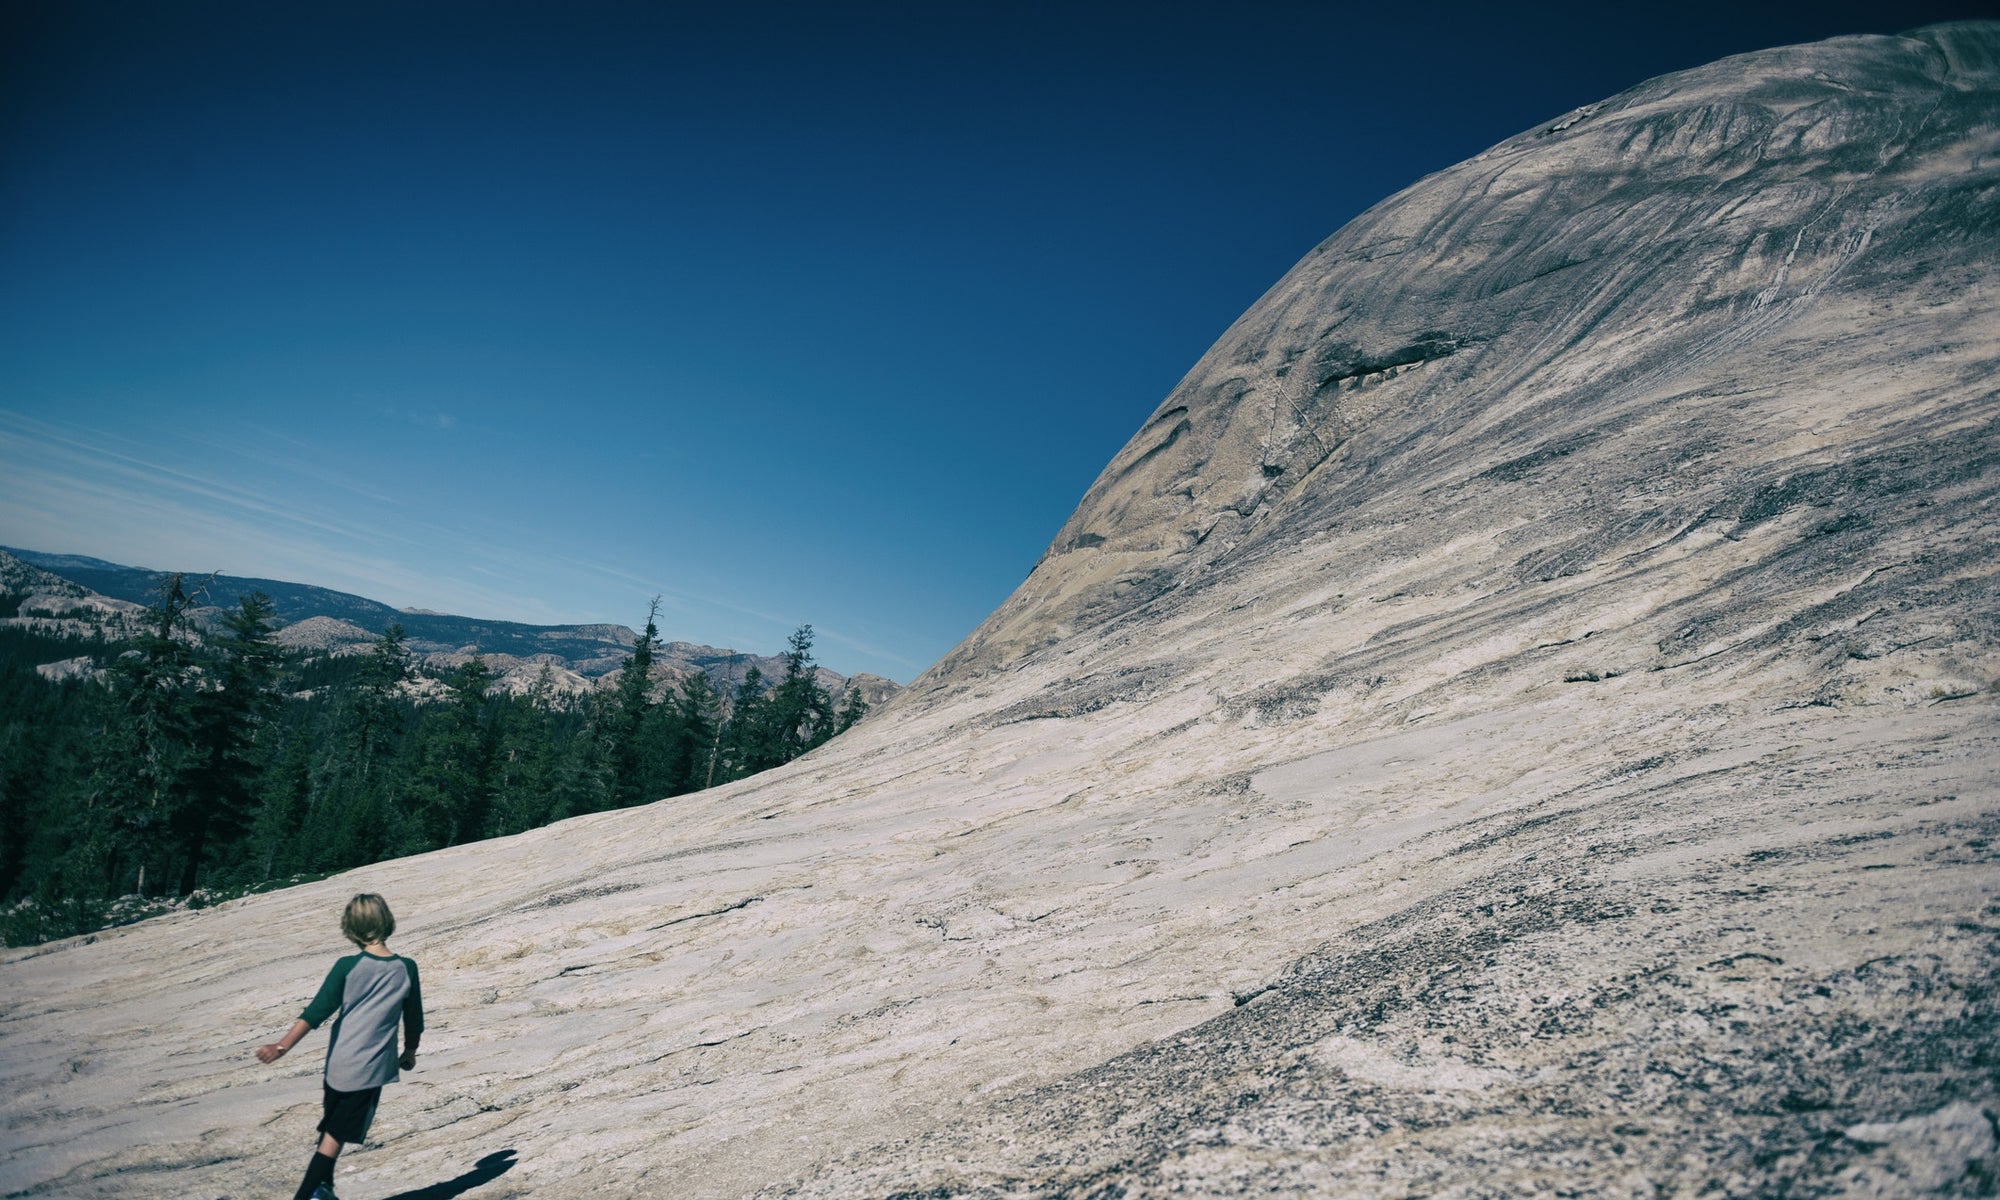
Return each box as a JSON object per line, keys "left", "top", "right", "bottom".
{"left": 379, "top": 1148, "right": 518, "bottom": 1199}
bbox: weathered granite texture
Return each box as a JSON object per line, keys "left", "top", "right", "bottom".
{"left": 1, "top": 22, "right": 1995, "bottom": 1200}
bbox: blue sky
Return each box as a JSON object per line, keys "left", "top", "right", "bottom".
{"left": 1, "top": 1, "right": 1981, "bottom": 680}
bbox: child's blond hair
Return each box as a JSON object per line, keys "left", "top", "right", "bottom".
{"left": 340, "top": 893, "right": 396, "bottom": 947}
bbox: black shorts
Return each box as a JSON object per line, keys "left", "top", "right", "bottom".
{"left": 318, "top": 1083, "right": 381, "bottom": 1144}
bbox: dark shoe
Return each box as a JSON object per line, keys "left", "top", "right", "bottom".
{"left": 310, "top": 1185, "right": 339, "bottom": 1200}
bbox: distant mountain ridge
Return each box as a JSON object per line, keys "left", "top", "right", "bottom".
{"left": 0, "top": 547, "right": 901, "bottom": 705}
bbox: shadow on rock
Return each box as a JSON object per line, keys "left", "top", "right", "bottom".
{"left": 379, "top": 1149, "right": 518, "bottom": 1199}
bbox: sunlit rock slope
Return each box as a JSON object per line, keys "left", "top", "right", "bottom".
{"left": 4, "top": 23, "right": 1997, "bottom": 1200}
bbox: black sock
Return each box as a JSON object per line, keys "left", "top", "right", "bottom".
{"left": 293, "top": 1150, "right": 336, "bottom": 1200}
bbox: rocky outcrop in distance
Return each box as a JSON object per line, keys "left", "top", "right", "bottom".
{"left": 0, "top": 550, "right": 146, "bottom": 642}
{"left": 2, "top": 23, "right": 1995, "bottom": 1200}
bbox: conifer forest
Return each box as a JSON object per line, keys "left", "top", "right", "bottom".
{"left": 0, "top": 579, "right": 869, "bottom": 945}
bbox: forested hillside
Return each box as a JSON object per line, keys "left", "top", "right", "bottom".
{"left": 0, "top": 580, "right": 868, "bottom": 945}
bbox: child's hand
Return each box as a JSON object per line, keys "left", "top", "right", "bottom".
{"left": 255, "top": 1043, "right": 287, "bottom": 1064}
{"left": 399, "top": 1048, "right": 417, "bottom": 1070}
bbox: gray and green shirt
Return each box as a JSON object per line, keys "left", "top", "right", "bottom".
{"left": 301, "top": 951, "right": 424, "bottom": 1093}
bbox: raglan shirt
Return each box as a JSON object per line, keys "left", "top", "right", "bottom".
{"left": 301, "top": 952, "right": 424, "bottom": 1093}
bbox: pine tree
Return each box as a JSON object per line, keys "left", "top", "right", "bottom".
{"left": 0, "top": 633, "right": 107, "bottom": 943}
{"left": 351, "top": 622, "right": 412, "bottom": 783}
{"left": 607, "top": 599, "right": 661, "bottom": 809}
{"left": 309, "top": 623, "right": 411, "bottom": 869}
{"left": 0, "top": 722, "right": 49, "bottom": 900}
{"left": 546, "top": 698, "right": 612, "bottom": 820}
{"left": 664, "top": 670, "right": 721, "bottom": 795}
{"left": 834, "top": 683, "right": 870, "bottom": 734}
{"left": 246, "top": 720, "right": 313, "bottom": 880}
{"left": 491, "top": 665, "right": 560, "bottom": 835}
{"left": 95, "top": 573, "right": 202, "bottom": 896}
{"left": 178, "top": 591, "right": 283, "bottom": 893}
{"left": 767, "top": 625, "right": 833, "bottom": 762}
{"left": 405, "top": 656, "right": 497, "bottom": 851}
{"left": 718, "top": 664, "right": 768, "bottom": 781}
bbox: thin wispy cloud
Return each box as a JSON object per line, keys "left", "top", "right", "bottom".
{"left": 6, "top": 470, "right": 395, "bottom": 602}
{"left": 0, "top": 408, "right": 862, "bottom": 659}
{"left": 179, "top": 428, "right": 407, "bottom": 507}
{"left": 374, "top": 404, "right": 467, "bottom": 434}
{"left": 1, "top": 411, "right": 524, "bottom": 615}
{"left": 0, "top": 416, "right": 421, "bottom": 553}
{"left": 808, "top": 624, "right": 924, "bottom": 672}
{"left": 550, "top": 552, "right": 836, "bottom": 645}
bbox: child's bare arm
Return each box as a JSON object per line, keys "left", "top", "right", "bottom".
{"left": 255, "top": 1018, "right": 311, "bottom": 1064}
{"left": 259, "top": 956, "right": 350, "bottom": 1065}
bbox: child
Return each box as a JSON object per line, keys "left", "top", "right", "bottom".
{"left": 256, "top": 893, "right": 425, "bottom": 1200}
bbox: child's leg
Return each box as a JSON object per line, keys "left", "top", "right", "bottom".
{"left": 303, "top": 1082, "right": 374, "bottom": 1196}
{"left": 292, "top": 1137, "right": 341, "bottom": 1200}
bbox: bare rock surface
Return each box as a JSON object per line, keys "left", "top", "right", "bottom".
{"left": 3, "top": 23, "right": 1998, "bottom": 1200}
{"left": 272, "top": 613, "right": 380, "bottom": 654}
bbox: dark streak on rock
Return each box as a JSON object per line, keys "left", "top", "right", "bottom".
{"left": 642, "top": 895, "right": 763, "bottom": 933}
